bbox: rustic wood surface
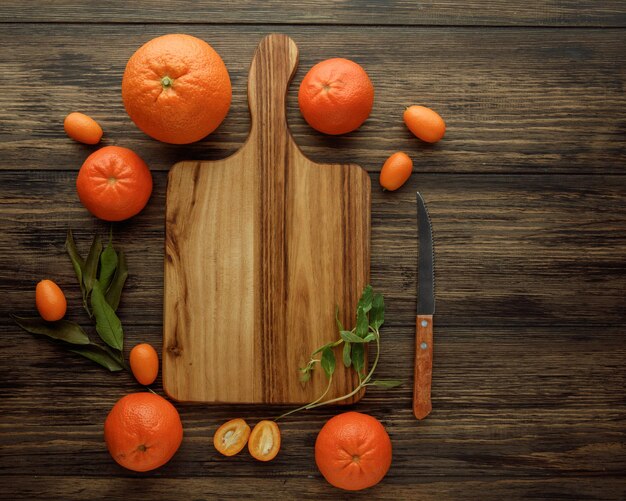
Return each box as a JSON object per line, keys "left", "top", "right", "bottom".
{"left": 1, "top": 1, "right": 625, "bottom": 500}
{"left": 164, "top": 34, "right": 370, "bottom": 404}
{"left": 2, "top": 1, "right": 626, "bottom": 26}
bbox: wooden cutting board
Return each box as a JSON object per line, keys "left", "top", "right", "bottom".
{"left": 163, "top": 34, "right": 370, "bottom": 404}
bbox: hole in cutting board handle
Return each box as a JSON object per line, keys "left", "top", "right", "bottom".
{"left": 246, "top": 34, "right": 299, "bottom": 143}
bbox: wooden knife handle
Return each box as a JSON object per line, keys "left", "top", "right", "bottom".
{"left": 413, "top": 314, "right": 433, "bottom": 419}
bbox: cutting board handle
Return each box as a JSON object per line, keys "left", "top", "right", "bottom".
{"left": 247, "top": 34, "right": 299, "bottom": 146}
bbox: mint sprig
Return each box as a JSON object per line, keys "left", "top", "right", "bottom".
{"left": 277, "top": 285, "right": 401, "bottom": 420}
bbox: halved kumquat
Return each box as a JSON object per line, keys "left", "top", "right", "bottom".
{"left": 248, "top": 420, "right": 281, "bottom": 462}
{"left": 213, "top": 418, "right": 251, "bottom": 457}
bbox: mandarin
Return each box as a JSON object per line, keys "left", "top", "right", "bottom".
{"left": 76, "top": 145, "right": 152, "bottom": 222}
{"left": 298, "top": 58, "right": 374, "bottom": 135}
{"left": 315, "top": 411, "right": 392, "bottom": 491}
{"left": 122, "top": 34, "right": 231, "bottom": 144}
{"left": 104, "top": 393, "right": 183, "bottom": 472}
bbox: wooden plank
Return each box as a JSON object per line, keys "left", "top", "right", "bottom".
{"left": 1, "top": 171, "right": 624, "bottom": 327}
{"left": 4, "top": 476, "right": 626, "bottom": 501}
{"left": 163, "top": 35, "right": 369, "bottom": 404}
{"left": 1, "top": 1, "right": 625, "bottom": 26}
{"left": 1, "top": 25, "right": 625, "bottom": 175}
{"left": 1, "top": 327, "right": 624, "bottom": 490}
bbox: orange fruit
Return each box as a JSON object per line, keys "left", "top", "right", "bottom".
{"left": 64, "top": 112, "right": 103, "bottom": 145}
{"left": 298, "top": 58, "right": 374, "bottom": 135}
{"left": 379, "top": 152, "right": 413, "bottom": 191}
{"left": 130, "top": 343, "right": 159, "bottom": 386}
{"left": 104, "top": 392, "right": 183, "bottom": 472}
{"left": 403, "top": 105, "right": 446, "bottom": 143}
{"left": 76, "top": 145, "right": 153, "bottom": 222}
{"left": 248, "top": 420, "right": 281, "bottom": 462}
{"left": 315, "top": 411, "right": 392, "bottom": 491}
{"left": 213, "top": 418, "right": 251, "bottom": 457}
{"left": 122, "top": 34, "right": 231, "bottom": 144}
{"left": 35, "top": 279, "right": 67, "bottom": 322}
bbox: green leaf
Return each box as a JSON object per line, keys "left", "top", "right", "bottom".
{"left": 98, "top": 238, "right": 118, "bottom": 292}
{"left": 357, "top": 284, "right": 373, "bottom": 313}
{"left": 65, "top": 230, "right": 85, "bottom": 294}
{"left": 334, "top": 304, "right": 344, "bottom": 332}
{"left": 342, "top": 341, "right": 352, "bottom": 368}
{"left": 12, "top": 315, "right": 90, "bottom": 345}
{"left": 320, "top": 347, "right": 336, "bottom": 379}
{"left": 68, "top": 343, "right": 125, "bottom": 372}
{"left": 83, "top": 234, "right": 102, "bottom": 296}
{"left": 351, "top": 343, "right": 365, "bottom": 376}
{"left": 356, "top": 306, "right": 368, "bottom": 338}
{"left": 370, "top": 293, "right": 385, "bottom": 330}
{"left": 91, "top": 281, "right": 123, "bottom": 351}
{"left": 105, "top": 251, "right": 128, "bottom": 311}
{"left": 370, "top": 379, "right": 403, "bottom": 388}
{"left": 363, "top": 333, "right": 377, "bottom": 342}
{"left": 340, "top": 330, "right": 369, "bottom": 343}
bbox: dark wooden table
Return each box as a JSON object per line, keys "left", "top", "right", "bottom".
{"left": 1, "top": 2, "right": 625, "bottom": 500}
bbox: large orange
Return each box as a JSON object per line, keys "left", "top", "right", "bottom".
{"left": 104, "top": 392, "right": 183, "bottom": 472}
{"left": 298, "top": 58, "right": 374, "bottom": 135}
{"left": 122, "top": 34, "right": 231, "bottom": 144}
{"left": 76, "top": 145, "right": 152, "bottom": 222}
{"left": 315, "top": 411, "right": 392, "bottom": 491}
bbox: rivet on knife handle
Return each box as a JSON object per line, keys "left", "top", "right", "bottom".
{"left": 413, "top": 314, "right": 433, "bottom": 419}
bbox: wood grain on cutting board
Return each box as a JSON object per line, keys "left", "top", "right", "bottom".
{"left": 163, "top": 34, "right": 370, "bottom": 404}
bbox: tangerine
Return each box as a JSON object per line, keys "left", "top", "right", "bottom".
{"left": 122, "top": 34, "right": 231, "bottom": 144}
{"left": 298, "top": 58, "right": 374, "bottom": 135}
{"left": 315, "top": 411, "right": 392, "bottom": 491}
{"left": 76, "top": 145, "right": 152, "bottom": 221}
{"left": 104, "top": 392, "right": 183, "bottom": 472}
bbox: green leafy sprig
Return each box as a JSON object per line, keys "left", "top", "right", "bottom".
{"left": 12, "top": 229, "right": 128, "bottom": 372}
{"left": 276, "top": 285, "right": 401, "bottom": 420}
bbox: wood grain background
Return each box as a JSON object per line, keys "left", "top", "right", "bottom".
{"left": 1, "top": 2, "right": 625, "bottom": 500}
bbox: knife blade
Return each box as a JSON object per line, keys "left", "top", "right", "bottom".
{"left": 414, "top": 192, "right": 435, "bottom": 419}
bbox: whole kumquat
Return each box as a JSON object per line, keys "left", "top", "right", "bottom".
{"left": 63, "top": 112, "right": 103, "bottom": 145}
{"left": 130, "top": 343, "right": 159, "bottom": 386}
{"left": 379, "top": 152, "right": 413, "bottom": 191}
{"left": 35, "top": 279, "right": 67, "bottom": 322}
{"left": 403, "top": 105, "right": 446, "bottom": 143}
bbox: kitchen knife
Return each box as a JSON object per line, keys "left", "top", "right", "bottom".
{"left": 414, "top": 192, "right": 435, "bottom": 420}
